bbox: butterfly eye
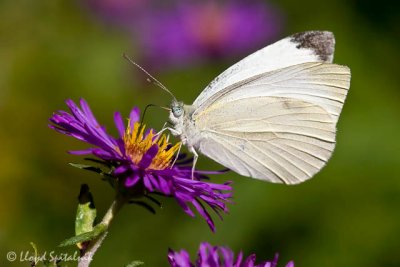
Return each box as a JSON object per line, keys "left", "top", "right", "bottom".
{"left": 172, "top": 106, "right": 183, "bottom": 118}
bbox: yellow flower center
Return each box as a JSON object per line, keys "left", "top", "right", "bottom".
{"left": 123, "top": 121, "right": 181, "bottom": 170}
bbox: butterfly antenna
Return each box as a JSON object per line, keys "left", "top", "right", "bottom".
{"left": 139, "top": 104, "right": 155, "bottom": 127}
{"left": 137, "top": 103, "right": 171, "bottom": 140}
{"left": 123, "top": 53, "right": 177, "bottom": 101}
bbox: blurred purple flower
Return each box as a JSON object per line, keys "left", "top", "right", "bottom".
{"left": 85, "top": 0, "right": 147, "bottom": 26}
{"left": 49, "top": 99, "right": 232, "bottom": 231}
{"left": 84, "top": 0, "right": 283, "bottom": 69}
{"left": 168, "top": 242, "right": 295, "bottom": 267}
{"left": 138, "top": 1, "right": 282, "bottom": 67}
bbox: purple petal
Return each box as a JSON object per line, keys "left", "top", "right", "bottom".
{"left": 168, "top": 243, "right": 293, "bottom": 267}
{"left": 219, "top": 246, "right": 235, "bottom": 266}
{"left": 143, "top": 174, "right": 154, "bottom": 191}
{"left": 191, "top": 200, "right": 215, "bottom": 232}
{"left": 148, "top": 173, "right": 161, "bottom": 191}
{"left": 114, "top": 165, "right": 130, "bottom": 176}
{"left": 243, "top": 254, "right": 256, "bottom": 267}
{"left": 114, "top": 111, "right": 125, "bottom": 138}
{"left": 234, "top": 251, "right": 243, "bottom": 267}
{"left": 91, "top": 148, "right": 113, "bottom": 158}
{"left": 80, "top": 98, "right": 99, "bottom": 126}
{"left": 174, "top": 192, "right": 195, "bottom": 217}
{"left": 168, "top": 249, "right": 192, "bottom": 267}
{"left": 50, "top": 99, "right": 121, "bottom": 159}
{"left": 271, "top": 253, "right": 279, "bottom": 267}
{"left": 125, "top": 174, "right": 141, "bottom": 187}
{"left": 66, "top": 99, "right": 86, "bottom": 123}
{"left": 129, "top": 106, "right": 140, "bottom": 128}
{"left": 68, "top": 149, "right": 95, "bottom": 155}
{"left": 157, "top": 175, "right": 172, "bottom": 195}
{"left": 138, "top": 144, "right": 158, "bottom": 169}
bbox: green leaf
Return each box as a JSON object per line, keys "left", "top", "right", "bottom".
{"left": 125, "top": 261, "right": 145, "bottom": 267}
{"left": 69, "top": 163, "right": 104, "bottom": 174}
{"left": 69, "top": 163, "right": 115, "bottom": 180}
{"left": 84, "top": 157, "right": 112, "bottom": 168}
{"left": 58, "top": 184, "right": 104, "bottom": 248}
{"left": 59, "top": 223, "right": 107, "bottom": 247}
{"left": 75, "top": 184, "right": 97, "bottom": 249}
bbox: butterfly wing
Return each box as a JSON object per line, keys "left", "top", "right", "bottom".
{"left": 193, "top": 31, "right": 336, "bottom": 110}
{"left": 192, "top": 62, "right": 351, "bottom": 184}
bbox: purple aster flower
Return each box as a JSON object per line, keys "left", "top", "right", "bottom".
{"left": 168, "top": 242, "right": 295, "bottom": 267}
{"left": 49, "top": 98, "right": 232, "bottom": 231}
{"left": 83, "top": 0, "right": 283, "bottom": 69}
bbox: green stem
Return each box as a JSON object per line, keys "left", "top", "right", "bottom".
{"left": 78, "top": 195, "right": 127, "bottom": 267}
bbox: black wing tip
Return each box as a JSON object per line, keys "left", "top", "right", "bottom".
{"left": 290, "top": 31, "right": 335, "bottom": 62}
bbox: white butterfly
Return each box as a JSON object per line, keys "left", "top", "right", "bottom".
{"left": 164, "top": 31, "right": 351, "bottom": 184}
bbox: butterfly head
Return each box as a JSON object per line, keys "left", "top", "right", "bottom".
{"left": 169, "top": 100, "right": 185, "bottom": 129}
{"left": 171, "top": 100, "right": 184, "bottom": 118}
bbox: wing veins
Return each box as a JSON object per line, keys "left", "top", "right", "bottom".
{"left": 194, "top": 63, "right": 328, "bottom": 115}
{"left": 266, "top": 82, "right": 349, "bottom": 92}
{"left": 274, "top": 139, "right": 332, "bottom": 161}
{"left": 213, "top": 135, "right": 288, "bottom": 183}
{"left": 271, "top": 143, "right": 326, "bottom": 171}
{"left": 266, "top": 141, "right": 316, "bottom": 177}
{"left": 247, "top": 139, "right": 305, "bottom": 182}
{"left": 210, "top": 113, "right": 332, "bottom": 128}
{"left": 272, "top": 92, "right": 345, "bottom": 104}
{"left": 219, "top": 128, "right": 335, "bottom": 143}
{"left": 204, "top": 128, "right": 333, "bottom": 157}
{"left": 256, "top": 121, "right": 335, "bottom": 131}
{"left": 219, "top": 143, "right": 260, "bottom": 178}
{"left": 205, "top": 128, "right": 333, "bottom": 157}
{"left": 221, "top": 120, "right": 335, "bottom": 133}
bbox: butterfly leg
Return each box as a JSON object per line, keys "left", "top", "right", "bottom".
{"left": 188, "top": 146, "right": 198, "bottom": 180}
{"left": 170, "top": 142, "right": 182, "bottom": 168}
{"left": 156, "top": 127, "right": 181, "bottom": 137}
{"left": 160, "top": 122, "right": 168, "bottom": 133}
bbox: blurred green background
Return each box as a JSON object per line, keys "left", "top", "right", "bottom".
{"left": 1, "top": 0, "right": 400, "bottom": 266}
